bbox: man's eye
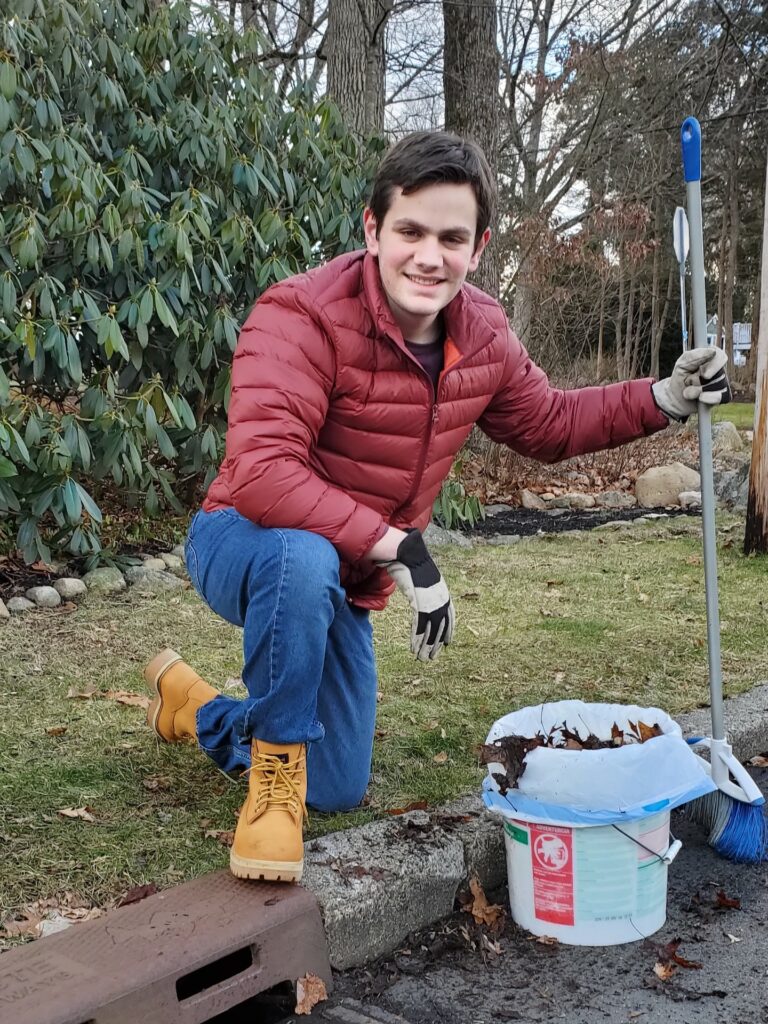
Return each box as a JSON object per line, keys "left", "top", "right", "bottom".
{"left": 401, "top": 229, "right": 419, "bottom": 238}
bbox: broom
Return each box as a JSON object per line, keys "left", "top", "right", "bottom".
{"left": 679, "top": 116, "right": 768, "bottom": 864}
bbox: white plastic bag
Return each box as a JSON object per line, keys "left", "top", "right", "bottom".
{"left": 483, "top": 700, "right": 716, "bottom": 826}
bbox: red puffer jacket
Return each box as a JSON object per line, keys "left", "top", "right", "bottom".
{"left": 204, "top": 250, "right": 668, "bottom": 609}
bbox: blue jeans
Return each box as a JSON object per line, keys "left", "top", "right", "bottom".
{"left": 184, "top": 508, "right": 378, "bottom": 812}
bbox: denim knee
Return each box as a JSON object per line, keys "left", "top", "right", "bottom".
{"left": 309, "top": 776, "right": 369, "bottom": 814}
{"left": 274, "top": 530, "right": 345, "bottom": 611}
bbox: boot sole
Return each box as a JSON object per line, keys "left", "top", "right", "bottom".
{"left": 144, "top": 648, "right": 183, "bottom": 739}
{"left": 229, "top": 851, "right": 303, "bottom": 883}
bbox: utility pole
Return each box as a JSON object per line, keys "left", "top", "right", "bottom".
{"left": 744, "top": 152, "right": 768, "bottom": 555}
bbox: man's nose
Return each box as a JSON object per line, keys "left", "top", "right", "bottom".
{"left": 413, "top": 236, "right": 443, "bottom": 269}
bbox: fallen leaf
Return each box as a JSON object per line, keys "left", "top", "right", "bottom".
{"left": 637, "top": 721, "right": 663, "bottom": 743}
{"left": 465, "top": 624, "right": 479, "bottom": 637}
{"left": 653, "top": 961, "right": 676, "bottom": 981}
{"left": 433, "top": 751, "right": 448, "bottom": 764}
{"left": 715, "top": 889, "right": 741, "bottom": 910}
{"left": 66, "top": 684, "right": 97, "bottom": 700}
{"left": 462, "top": 877, "right": 505, "bottom": 932}
{"left": 116, "top": 883, "right": 158, "bottom": 907}
{"left": 0, "top": 912, "right": 42, "bottom": 939}
{"left": 223, "top": 676, "right": 245, "bottom": 691}
{"left": 385, "top": 801, "right": 429, "bottom": 815}
{"left": 57, "top": 806, "right": 96, "bottom": 822}
{"left": 103, "top": 690, "right": 150, "bottom": 709}
{"left": 45, "top": 726, "right": 68, "bottom": 737}
{"left": 748, "top": 754, "right": 768, "bottom": 767}
{"left": 460, "top": 591, "right": 480, "bottom": 600}
{"left": 295, "top": 973, "right": 328, "bottom": 1015}
{"left": 142, "top": 775, "right": 172, "bottom": 792}
{"left": 726, "top": 933, "right": 742, "bottom": 943}
{"left": 60, "top": 601, "right": 77, "bottom": 613}
{"left": 204, "top": 829, "right": 235, "bottom": 847}
{"left": 531, "top": 934, "right": 559, "bottom": 946}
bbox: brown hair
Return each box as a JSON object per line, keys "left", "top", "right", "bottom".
{"left": 368, "top": 131, "right": 495, "bottom": 249}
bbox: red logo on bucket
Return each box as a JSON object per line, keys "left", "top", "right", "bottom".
{"left": 529, "top": 824, "right": 574, "bottom": 926}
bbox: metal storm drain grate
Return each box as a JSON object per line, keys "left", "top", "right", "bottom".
{"left": 0, "top": 871, "right": 331, "bottom": 1024}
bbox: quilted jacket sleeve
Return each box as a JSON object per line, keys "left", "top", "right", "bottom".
{"left": 478, "top": 327, "right": 670, "bottom": 461}
{"left": 224, "top": 283, "right": 386, "bottom": 563}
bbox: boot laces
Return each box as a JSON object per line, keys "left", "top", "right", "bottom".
{"left": 243, "top": 752, "right": 307, "bottom": 823}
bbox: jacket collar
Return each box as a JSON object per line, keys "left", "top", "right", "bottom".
{"left": 361, "top": 252, "right": 495, "bottom": 359}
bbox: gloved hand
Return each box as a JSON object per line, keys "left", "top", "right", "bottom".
{"left": 652, "top": 347, "right": 731, "bottom": 422}
{"left": 379, "top": 529, "right": 454, "bottom": 661}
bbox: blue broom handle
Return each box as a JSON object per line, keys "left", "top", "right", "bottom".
{"left": 681, "top": 117, "right": 725, "bottom": 743}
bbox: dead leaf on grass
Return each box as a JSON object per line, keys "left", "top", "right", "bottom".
{"left": 142, "top": 775, "right": 172, "bottom": 792}
{"left": 66, "top": 684, "right": 97, "bottom": 700}
{"left": 385, "top": 801, "right": 429, "bottom": 815}
{"left": 204, "top": 829, "right": 235, "bottom": 847}
{"left": 433, "top": 751, "right": 448, "bottom": 764}
{"left": 461, "top": 877, "right": 505, "bottom": 932}
{"left": 295, "top": 972, "right": 327, "bottom": 1015}
{"left": 0, "top": 912, "right": 43, "bottom": 939}
{"left": 116, "top": 883, "right": 158, "bottom": 907}
{"left": 748, "top": 754, "right": 768, "bottom": 767}
{"left": 45, "top": 726, "right": 68, "bottom": 737}
{"left": 223, "top": 677, "right": 245, "bottom": 691}
{"left": 103, "top": 690, "right": 151, "bottom": 709}
{"left": 57, "top": 806, "right": 96, "bottom": 822}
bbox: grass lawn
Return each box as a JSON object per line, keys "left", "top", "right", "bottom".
{"left": 2, "top": 512, "right": 767, "bottom": 920}
{"left": 711, "top": 402, "right": 755, "bottom": 430}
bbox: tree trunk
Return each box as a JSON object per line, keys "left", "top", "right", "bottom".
{"left": 745, "top": 156, "right": 768, "bottom": 555}
{"left": 615, "top": 251, "right": 626, "bottom": 380}
{"left": 723, "top": 162, "right": 740, "bottom": 370}
{"left": 326, "top": 0, "right": 389, "bottom": 136}
{"left": 443, "top": 0, "right": 499, "bottom": 297}
{"left": 716, "top": 203, "right": 727, "bottom": 347}
{"left": 652, "top": 263, "right": 675, "bottom": 379}
{"left": 597, "top": 284, "right": 606, "bottom": 381}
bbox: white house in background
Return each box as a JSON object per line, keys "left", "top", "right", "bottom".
{"left": 704, "top": 315, "right": 752, "bottom": 365}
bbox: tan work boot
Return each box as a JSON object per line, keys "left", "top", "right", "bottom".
{"left": 144, "top": 648, "right": 219, "bottom": 743}
{"left": 230, "top": 740, "right": 307, "bottom": 883}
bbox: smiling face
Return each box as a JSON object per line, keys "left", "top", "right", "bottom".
{"left": 363, "top": 182, "right": 490, "bottom": 344}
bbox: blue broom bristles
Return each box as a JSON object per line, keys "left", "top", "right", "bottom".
{"left": 688, "top": 790, "right": 768, "bottom": 864}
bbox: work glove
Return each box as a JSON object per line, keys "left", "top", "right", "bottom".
{"left": 379, "top": 529, "right": 455, "bottom": 662}
{"left": 652, "top": 347, "right": 731, "bottom": 422}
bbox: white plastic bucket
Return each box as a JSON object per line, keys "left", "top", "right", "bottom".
{"left": 502, "top": 809, "right": 679, "bottom": 945}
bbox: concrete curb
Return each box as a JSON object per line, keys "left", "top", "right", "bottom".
{"left": 302, "top": 682, "right": 768, "bottom": 970}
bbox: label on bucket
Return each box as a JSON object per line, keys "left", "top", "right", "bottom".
{"left": 529, "top": 824, "right": 574, "bottom": 926}
{"left": 504, "top": 821, "right": 529, "bottom": 845}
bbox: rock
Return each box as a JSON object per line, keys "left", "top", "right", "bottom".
{"left": 484, "top": 503, "right": 513, "bottom": 516}
{"left": 487, "top": 534, "right": 522, "bottom": 546}
{"left": 712, "top": 421, "right": 744, "bottom": 454}
{"left": 124, "top": 566, "right": 186, "bottom": 592}
{"left": 679, "top": 490, "right": 702, "bottom": 508}
{"left": 141, "top": 557, "right": 168, "bottom": 571}
{"left": 594, "top": 520, "right": 637, "bottom": 531}
{"left": 713, "top": 458, "right": 750, "bottom": 510}
{"left": 540, "top": 492, "right": 555, "bottom": 501}
{"left": 171, "top": 544, "right": 186, "bottom": 560}
{"left": 53, "top": 578, "right": 87, "bottom": 601}
{"left": 551, "top": 492, "right": 596, "bottom": 510}
{"left": 519, "top": 489, "right": 546, "bottom": 510}
{"left": 595, "top": 490, "right": 638, "bottom": 509}
{"left": 7, "top": 596, "right": 35, "bottom": 614}
{"left": 160, "top": 553, "right": 185, "bottom": 576}
{"left": 25, "top": 585, "right": 62, "bottom": 608}
{"left": 423, "top": 524, "right": 473, "bottom": 548}
{"left": 0, "top": 598, "right": 9, "bottom": 620}
{"left": 82, "top": 567, "right": 127, "bottom": 594}
{"left": 635, "top": 463, "right": 701, "bottom": 507}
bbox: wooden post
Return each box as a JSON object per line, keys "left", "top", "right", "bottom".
{"left": 744, "top": 152, "right": 768, "bottom": 555}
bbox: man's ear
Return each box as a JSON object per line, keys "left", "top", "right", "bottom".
{"left": 363, "top": 208, "right": 379, "bottom": 256}
{"left": 468, "top": 228, "right": 491, "bottom": 272}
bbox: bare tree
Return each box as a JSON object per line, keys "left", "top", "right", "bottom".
{"left": 745, "top": 151, "right": 768, "bottom": 555}
{"left": 326, "top": 0, "right": 392, "bottom": 135}
{"left": 442, "top": 0, "right": 500, "bottom": 295}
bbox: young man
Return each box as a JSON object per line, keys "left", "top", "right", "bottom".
{"left": 144, "top": 132, "right": 729, "bottom": 884}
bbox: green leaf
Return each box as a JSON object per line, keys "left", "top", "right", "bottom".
{"left": 0, "top": 454, "right": 17, "bottom": 478}
{"left": 75, "top": 481, "right": 102, "bottom": 523}
{"left": 161, "top": 389, "right": 183, "bottom": 427}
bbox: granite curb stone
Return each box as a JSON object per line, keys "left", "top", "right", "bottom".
{"left": 301, "top": 681, "right": 768, "bottom": 969}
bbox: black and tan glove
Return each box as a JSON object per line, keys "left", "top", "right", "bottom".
{"left": 379, "top": 529, "right": 455, "bottom": 662}
{"left": 652, "top": 347, "right": 731, "bottom": 422}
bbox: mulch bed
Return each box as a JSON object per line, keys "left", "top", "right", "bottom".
{"left": 465, "top": 504, "right": 700, "bottom": 538}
